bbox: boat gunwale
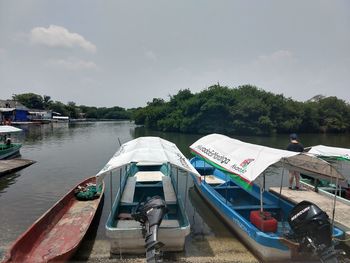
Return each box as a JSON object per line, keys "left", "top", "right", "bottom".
{"left": 193, "top": 181, "right": 291, "bottom": 261}
{"left": 106, "top": 163, "right": 190, "bottom": 232}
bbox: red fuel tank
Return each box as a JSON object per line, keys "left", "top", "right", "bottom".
{"left": 250, "top": 210, "right": 277, "bottom": 233}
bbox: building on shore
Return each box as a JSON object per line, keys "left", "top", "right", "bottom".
{"left": 0, "top": 100, "right": 29, "bottom": 124}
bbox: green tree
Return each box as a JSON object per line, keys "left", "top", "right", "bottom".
{"left": 13, "top": 93, "right": 44, "bottom": 109}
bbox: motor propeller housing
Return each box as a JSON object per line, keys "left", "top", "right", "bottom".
{"left": 132, "top": 196, "right": 168, "bottom": 263}
{"left": 287, "top": 201, "right": 345, "bottom": 263}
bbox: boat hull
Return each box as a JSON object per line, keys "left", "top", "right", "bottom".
{"left": 0, "top": 144, "right": 21, "bottom": 160}
{"left": 2, "top": 176, "right": 104, "bottom": 263}
{"left": 106, "top": 164, "right": 190, "bottom": 255}
{"left": 107, "top": 221, "right": 190, "bottom": 254}
{"left": 193, "top": 181, "right": 291, "bottom": 261}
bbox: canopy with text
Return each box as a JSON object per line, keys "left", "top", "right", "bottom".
{"left": 190, "top": 134, "right": 344, "bottom": 189}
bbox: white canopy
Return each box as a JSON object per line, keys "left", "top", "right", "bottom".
{"left": 190, "top": 134, "right": 344, "bottom": 184}
{"left": 96, "top": 136, "right": 200, "bottom": 184}
{"left": 307, "top": 145, "right": 350, "bottom": 161}
{"left": 0, "top": 125, "right": 22, "bottom": 134}
{"left": 0, "top": 108, "right": 15, "bottom": 112}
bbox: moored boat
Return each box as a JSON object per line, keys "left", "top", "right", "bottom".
{"left": 2, "top": 176, "right": 104, "bottom": 263}
{"left": 95, "top": 137, "right": 197, "bottom": 258}
{"left": 0, "top": 126, "right": 22, "bottom": 159}
{"left": 189, "top": 134, "right": 345, "bottom": 262}
{"left": 303, "top": 145, "right": 350, "bottom": 202}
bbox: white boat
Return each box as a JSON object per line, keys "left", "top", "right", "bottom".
{"left": 95, "top": 137, "right": 199, "bottom": 257}
{"left": 0, "top": 125, "right": 22, "bottom": 159}
{"left": 303, "top": 145, "right": 350, "bottom": 203}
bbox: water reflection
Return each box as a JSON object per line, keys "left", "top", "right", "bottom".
{"left": 1, "top": 122, "right": 350, "bottom": 262}
{"left": 0, "top": 172, "right": 20, "bottom": 196}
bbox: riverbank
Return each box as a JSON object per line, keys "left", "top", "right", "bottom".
{"left": 74, "top": 237, "right": 258, "bottom": 263}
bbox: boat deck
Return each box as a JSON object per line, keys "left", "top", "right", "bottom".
{"left": 270, "top": 187, "right": 350, "bottom": 237}
{"left": 0, "top": 159, "right": 35, "bottom": 176}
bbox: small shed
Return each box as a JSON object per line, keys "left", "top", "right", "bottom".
{"left": 0, "top": 100, "right": 29, "bottom": 123}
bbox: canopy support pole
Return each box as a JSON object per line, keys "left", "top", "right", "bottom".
{"left": 184, "top": 170, "right": 189, "bottom": 209}
{"left": 119, "top": 168, "right": 122, "bottom": 189}
{"left": 260, "top": 173, "right": 264, "bottom": 213}
{"left": 176, "top": 168, "right": 179, "bottom": 195}
{"left": 110, "top": 171, "right": 113, "bottom": 210}
{"left": 331, "top": 165, "right": 338, "bottom": 230}
{"left": 279, "top": 162, "right": 285, "bottom": 196}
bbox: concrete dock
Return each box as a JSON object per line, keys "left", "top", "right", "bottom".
{"left": 270, "top": 187, "right": 350, "bottom": 237}
{"left": 0, "top": 159, "right": 35, "bottom": 176}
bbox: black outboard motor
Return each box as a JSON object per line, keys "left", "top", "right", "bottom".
{"left": 287, "top": 201, "right": 340, "bottom": 263}
{"left": 132, "top": 196, "right": 168, "bottom": 263}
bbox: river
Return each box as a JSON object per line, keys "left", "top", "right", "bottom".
{"left": 0, "top": 121, "right": 349, "bottom": 262}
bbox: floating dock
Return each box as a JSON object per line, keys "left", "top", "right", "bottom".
{"left": 0, "top": 159, "right": 35, "bottom": 176}
{"left": 270, "top": 187, "right": 350, "bottom": 237}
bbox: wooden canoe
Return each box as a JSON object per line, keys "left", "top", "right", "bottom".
{"left": 2, "top": 176, "right": 104, "bottom": 263}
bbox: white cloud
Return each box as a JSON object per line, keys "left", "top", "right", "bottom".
{"left": 47, "top": 57, "right": 98, "bottom": 71}
{"left": 253, "top": 50, "right": 295, "bottom": 69}
{"left": 0, "top": 48, "right": 7, "bottom": 57}
{"left": 144, "top": 50, "right": 157, "bottom": 61}
{"left": 30, "top": 25, "right": 96, "bottom": 53}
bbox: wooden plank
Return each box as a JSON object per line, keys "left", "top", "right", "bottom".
{"left": 135, "top": 171, "right": 163, "bottom": 182}
{"left": 270, "top": 187, "right": 350, "bottom": 236}
{"left": 0, "top": 158, "right": 35, "bottom": 176}
{"left": 121, "top": 177, "right": 136, "bottom": 204}
{"left": 162, "top": 176, "right": 177, "bottom": 204}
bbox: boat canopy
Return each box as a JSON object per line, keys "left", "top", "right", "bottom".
{"left": 307, "top": 145, "right": 350, "bottom": 161}
{"left": 0, "top": 125, "right": 22, "bottom": 135}
{"left": 96, "top": 137, "right": 200, "bottom": 185}
{"left": 190, "top": 134, "right": 344, "bottom": 185}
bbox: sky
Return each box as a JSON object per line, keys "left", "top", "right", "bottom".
{"left": 0, "top": 1, "right": 349, "bottom": 108}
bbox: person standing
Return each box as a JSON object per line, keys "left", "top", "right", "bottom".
{"left": 286, "top": 133, "right": 304, "bottom": 190}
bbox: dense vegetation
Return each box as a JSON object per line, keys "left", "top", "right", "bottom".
{"left": 12, "top": 93, "right": 132, "bottom": 120}
{"left": 133, "top": 85, "right": 350, "bottom": 135}
{"left": 12, "top": 86, "right": 350, "bottom": 135}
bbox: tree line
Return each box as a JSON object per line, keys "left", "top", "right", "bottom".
{"left": 12, "top": 93, "right": 132, "bottom": 120}
{"left": 133, "top": 85, "right": 350, "bottom": 135}
{"left": 12, "top": 86, "right": 350, "bottom": 135}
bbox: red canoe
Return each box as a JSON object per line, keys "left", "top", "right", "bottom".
{"left": 2, "top": 176, "right": 104, "bottom": 263}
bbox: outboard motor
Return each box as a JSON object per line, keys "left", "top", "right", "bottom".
{"left": 287, "top": 201, "right": 341, "bottom": 263}
{"left": 132, "top": 196, "right": 168, "bottom": 263}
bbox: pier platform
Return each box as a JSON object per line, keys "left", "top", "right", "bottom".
{"left": 270, "top": 187, "right": 350, "bottom": 237}
{"left": 0, "top": 159, "right": 35, "bottom": 176}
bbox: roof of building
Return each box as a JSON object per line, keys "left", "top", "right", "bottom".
{"left": 0, "top": 100, "right": 29, "bottom": 110}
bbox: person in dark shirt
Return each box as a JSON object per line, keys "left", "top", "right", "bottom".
{"left": 286, "top": 133, "right": 304, "bottom": 190}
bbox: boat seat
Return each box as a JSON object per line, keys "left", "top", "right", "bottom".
{"left": 201, "top": 175, "right": 225, "bottom": 185}
{"left": 117, "top": 219, "right": 180, "bottom": 228}
{"left": 233, "top": 204, "right": 280, "bottom": 210}
{"left": 121, "top": 177, "right": 136, "bottom": 204}
{"left": 135, "top": 171, "right": 164, "bottom": 182}
{"left": 162, "top": 176, "right": 177, "bottom": 204}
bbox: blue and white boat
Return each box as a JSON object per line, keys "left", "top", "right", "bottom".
{"left": 189, "top": 134, "right": 345, "bottom": 262}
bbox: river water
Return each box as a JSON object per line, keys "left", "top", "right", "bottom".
{"left": 0, "top": 121, "right": 349, "bottom": 262}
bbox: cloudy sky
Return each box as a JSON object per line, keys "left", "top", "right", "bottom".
{"left": 0, "top": 1, "right": 349, "bottom": 108}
